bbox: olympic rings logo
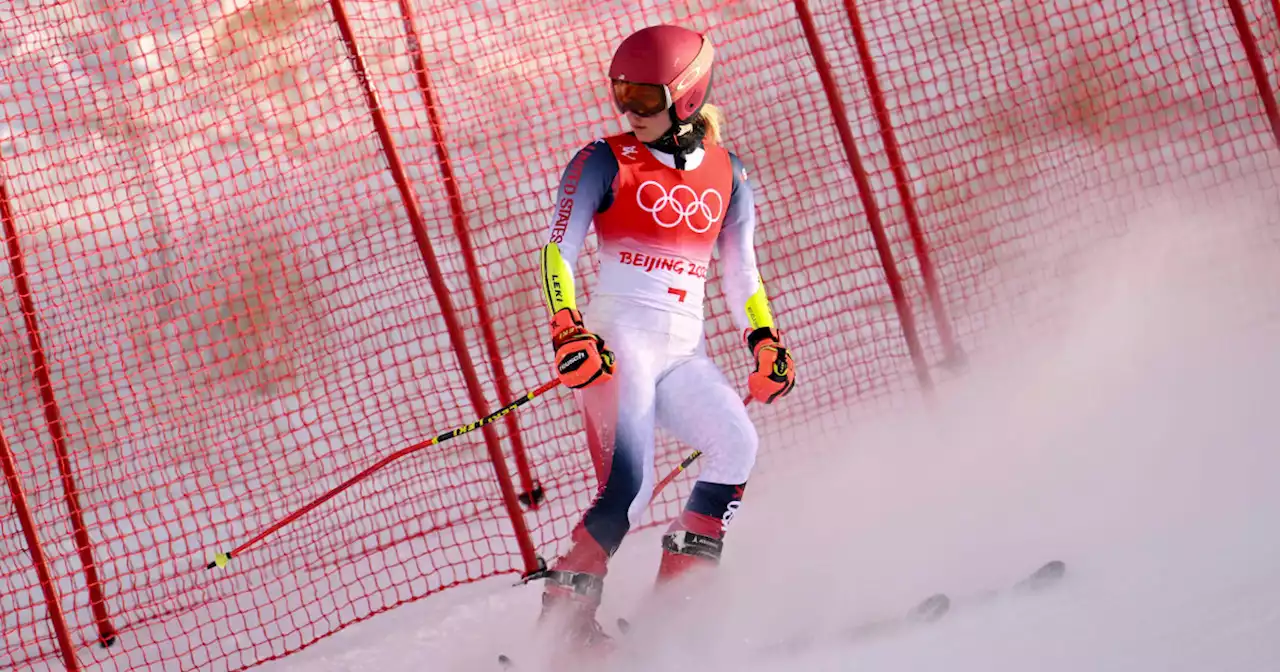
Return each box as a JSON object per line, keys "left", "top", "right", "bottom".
{"left": 636, "top": 180, "right": 724, "bottom": 233}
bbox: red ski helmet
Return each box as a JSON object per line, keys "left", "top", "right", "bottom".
{"left": 608, "top": 25, "right": 715, "bottom": 122}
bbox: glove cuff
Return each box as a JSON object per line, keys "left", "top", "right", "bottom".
{"left": 551, "top": 308, "right": 587, "bottom": 347}
{"left": 745, "top": 326, "right": 781, "bottom": 355}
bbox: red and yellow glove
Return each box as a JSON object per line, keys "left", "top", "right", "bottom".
{"left": 745, "top": 326, "right": 795, "bottom": 404}
{"left": 550, "top": 308, "right": 615, "bottom": 389}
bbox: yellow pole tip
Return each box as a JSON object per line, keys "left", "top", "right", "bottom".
{"left": 214, "top": 552, "right": 229, "bottom": 568}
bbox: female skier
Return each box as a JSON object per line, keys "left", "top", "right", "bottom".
{"left": 535, "top": 24, "right": 796, "bottom": 648}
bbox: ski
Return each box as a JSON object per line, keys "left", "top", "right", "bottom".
{"left": 497, "top": 560, "right": 1065, "bottom": 668}
{"left": 760, "top": 559, "right": 1067, "bottom": 657}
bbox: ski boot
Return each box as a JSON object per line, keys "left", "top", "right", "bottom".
{"left": 539, "top": 570, "right": 612, "bottom": 651}
{"left": 657, "top": 481, "right": 745, "bottom": 589}
{"left": 655, "top": 510, "right": 725, "bottom": 591}
{"left": 535, "top": 528, "right": 615, "bottom": 664}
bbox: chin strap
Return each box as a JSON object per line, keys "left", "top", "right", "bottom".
{"left": 645, "top": 108, "right": 706, "bottom": 167}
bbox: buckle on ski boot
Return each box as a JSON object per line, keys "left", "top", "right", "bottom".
{"left": 518, "top": 556, "right": 604, "bottom": 600}
{"left": 662, "top": 530, "right": 724, "bottom": 563}
{"left": 544, "top": 570, "right": 605, "bottom": 599}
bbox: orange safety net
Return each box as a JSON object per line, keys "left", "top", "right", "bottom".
{"left": 0, "top": 0, "right": 1275, "bottom": 669}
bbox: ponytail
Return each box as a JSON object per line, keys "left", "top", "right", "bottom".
{"left": 655, "top": 104, "right": 726, "bottom": 155}
{"left": 700, "top": 104, "right": 725, "bottom": 145}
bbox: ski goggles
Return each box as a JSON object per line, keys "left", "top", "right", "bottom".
{"left": 611, "top": 80, "right": 671, "bottom": 117}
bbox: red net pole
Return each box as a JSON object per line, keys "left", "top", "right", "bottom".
{"left": 841, "top": 0, "right": 963, "bottom": 368}
{"left": 396, "top": 0, "right": 542, "bottom": 508}
{"left": 1226, "top": 0, "right": 1280, "bottom": 147}
{"left": 791, "top": 0, "right": 935, "bottom": 393}
{"left": 326, "top": 0, "right": 539, "bottom": 573}
{"left": 0, "top": 180, "right": 116, "bottom": 648}
{"left": 0, "top": 420, "right": 80, "bottom": 671}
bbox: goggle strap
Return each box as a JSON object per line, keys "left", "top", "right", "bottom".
{"left": 670, "top": 38, "right": 714, "bottom": 99}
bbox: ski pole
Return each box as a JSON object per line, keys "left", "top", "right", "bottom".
{"left": 207, "top": 378, "right": 563, "bottom": 570}
{"left": 652, "top": 449, "right": 702, "bottom": 496}
{"left": 649, "top": 395, "right": 752, "bottom": 498}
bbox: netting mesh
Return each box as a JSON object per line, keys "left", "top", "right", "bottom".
{"left": 817, "top": 0, "right": 1280, "bottom": 361}
{"left": 1, "top": 0, "right": 1277, "bottom": 669}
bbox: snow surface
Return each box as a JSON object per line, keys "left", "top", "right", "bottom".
{"left": 251, "top": 192, "right": 1280, "bottom": 671}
